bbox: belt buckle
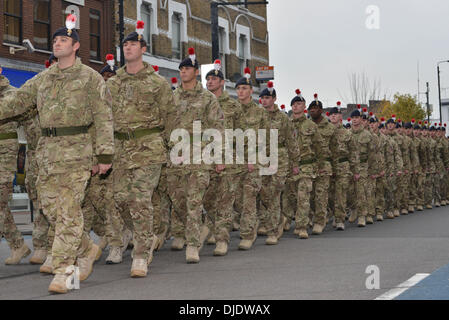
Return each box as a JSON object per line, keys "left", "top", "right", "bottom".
{"left": 127, "top": 131, "right": 135, "bottom": 140}
{"left": 47, "top": 127, "right": 56, "bottom": 137}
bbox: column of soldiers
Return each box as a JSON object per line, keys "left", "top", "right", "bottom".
{"left": 2, "top": 18, "right": 449, "bottom": 295}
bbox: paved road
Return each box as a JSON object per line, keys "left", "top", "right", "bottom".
{"left": 1, "top": 206, "right": 449, "bottom": 300}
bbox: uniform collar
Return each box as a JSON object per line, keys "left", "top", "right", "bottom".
{"left": 47, "top": 57, "right": 83, "bottom": 79}
{"left": 116, "top": 61, "right": 154, "bottom": 80}
{"left": 178, "top": 81, "right": 203, "bottom": 96}
{"left": 218, "top": 90, "right": 229, "bottom": 103}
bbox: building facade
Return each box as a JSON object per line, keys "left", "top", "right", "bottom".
{"left": 0, "top": 0, "right": 115, "bottom": 87}
{"left": 116, "top": 0, "right": 270, "bottom": 97}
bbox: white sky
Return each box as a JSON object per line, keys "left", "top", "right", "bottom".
{"left": 266, "top": 0, "right": 449, "bottom": 118}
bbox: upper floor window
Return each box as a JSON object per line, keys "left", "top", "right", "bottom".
{"left": 3, "top": 0, "right": 22, "bottom": 45}
{"left": 34, "top": 0, "right": 51, "bottom": 51}
{"left": 238, "top": 34, "right": 247, "bottom": 75}
{"left": 140, "top": 3, "right": 152, "bottom": 53}
{"left": 171, "top": 13, "right": 181, "bottom": 60}
{"left": 89, "top": 9, "right": 101, "bottom": 60}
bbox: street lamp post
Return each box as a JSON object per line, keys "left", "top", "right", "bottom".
{"left": 437, "top": 60, "right": 449, "bottom": 124}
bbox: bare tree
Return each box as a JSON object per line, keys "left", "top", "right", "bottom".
{"left": 339, "top": 71, "right": 391, "bottom": 104}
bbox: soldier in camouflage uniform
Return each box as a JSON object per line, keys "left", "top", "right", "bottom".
{"left": 365, "top": 114, "right": 380, "bottom": 224}
{"left": 424, "top": 125, "right": 436, "bottom": 208}
{"left": 396, "top": 121, "right": 412, "bottom": 215}
{"left": 387, "top": 117, "right": 404, "bottom": 217}
{"left": 308, "top": 94, "right": 335, "bottom": 234}
{"left": 282, "top": 90, "right": 319, "bottom": 239}
{"left": 438, "top": 125, "right": 449, "bottom": 205}
{"left": 258, "top": 83, "right": 299, "bottom": 245}
{"left": 373, "top": 118, "right": 388, "bottom": 221}
{"left": 167, "top": 48, "right": 224, "bottom": 263}
{"left": 231, "top": 68, "right": 268, "bottom": 250}
{"left": 328, "top": 104, "right": 358, "bottom": 230}
{"left": 405, "top": 121, "right": 420, "bottom": 213}
{"left": 106, "top": 27, "right": 174, "bottom": 275}
{"left": 413, "top": 121, "right": 426, "bottom": 211}
{"left": 432, "top": 124, "right": 443, "bottom": 207}
{"left": 203, "top": 61, "right": 243, "bottom": 256}
{"left": 0, "top": 67, "right": 32, "bottom": 265}
{"left": 348, "top": 109, "right": 376, "bottom": 227}
{"left": 0, "top": 23, "right": 115, "bottom": 293}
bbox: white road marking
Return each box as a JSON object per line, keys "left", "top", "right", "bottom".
{"left": 375, "top": 273, "right": 430, "bottom": 300}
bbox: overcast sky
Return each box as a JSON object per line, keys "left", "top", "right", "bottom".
{"left": 266, "top": 0, "right": 449, "bottom": 118}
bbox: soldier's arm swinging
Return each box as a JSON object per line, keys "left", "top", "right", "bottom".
{"left": 0, "top": 77, "right": 39, "bottom": 123}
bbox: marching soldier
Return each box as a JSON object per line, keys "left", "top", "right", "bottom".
{"left": 0, "top": 66, "right": 32, "bottom": 265}
{"left": 167, "top": 48, "right": 225, "bottom": 262}
{"left": 366, "top": 113, "right": 380, "bottom": 224}
{"left": 348, "top": 109, "right": 375, "bottom": 227}
{"left": 107, "top": 22, "right": 174, "bottom": 274}
{"left": 414, "top": 121, "right": 426, "bottom": 211}
{"left": 282, "top": 90, "right": 319, "bottom": 239}
{"left": 258, "top": 82, "right": 299, "bottom": 245}
{"left": 0, "top": 15, "right": 115, "bottom": 293}
{"left": 328, "top": 103, "right": 358, "bottom": 230}
{"left": 203, "top": 59, "right": 243, "bottom": 256}
{"left": 308, "top": 94, "right": 335, "bottom": 234}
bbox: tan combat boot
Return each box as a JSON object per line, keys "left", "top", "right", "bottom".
{"left": 435, "top": 202, "right": 441, "bottom": 207}
{"left": 283, "top": 217, "right": 291, "bottom": 231}
{"left": 348, "top": 211, "right": 358, "bottom": 223}
{"left": 105, "top": 246, "right": 122, "bottom": 264}
{"left": 171, "top": 237, "right": 185, "bottom": 251}
{"left": 408, "top": 206, "right": 415, "bottom": 213}
{"left": 257, "top": 225, "right": 268, "bottom": 236}
{"left": 77, "top": 244, "right": 100, "bottom": 281}
{"left": 40, "top": 255, "right": 53, "bottom": 274}
{"left": 312, "top": 224, "right": 324, "bottom": 235}
{"left": 401, "top": 209, "right": 409, "bottom": 215}
{"left": 297, "top": 228, "right": 309, "bottom": 239}
{"left": 213, "top": 241, "right": 228, "bottom": 256}
{"left": 238, "top": 228, "right": 258, "bottom": 250}
{"left": 394, "top": 209, "right": 400, "bottom": 217}
{"left": 198, "top": 225, "right": 211, "bottom": 252}
{"left": 366, "top": 216, "right": 374, "bottom": 224}
{"left": 186, "top": 245, "right": 200, "bottom": 263}
{"left": 265, "top": 235, "right": 278, "bottom": 245}
{"left": 48, "top": 273, "right": 72, "bottom": 294}
{"left": 29, "top": 249, "right": 47, "bottom": 265}
{"left": 426, "top": 204, "right": 432, "bottom": 209}
{"left": 376, "top": 214, "right": 384, "bottom": 221}
{"left": 336, "top": 223, "right": 345, "bottom": 231}
{"left": 130, "top": 257, "right": 151, "bottom": 277}
{"left": 357, "top": 216, "right": 366, "bottom": 227}
{"left": 5, "top": 243, "right": 31, "bottom": 265}
{"left": 207, "top": 234, "right": 216, "bottom": 245}
{"left": 386, "top": 211, "right": 395, "bottom": 219}
{"left": 417, "top": 205, "right": 424, "bottom": 211}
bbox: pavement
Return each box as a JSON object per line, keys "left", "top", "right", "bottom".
{"left": 1, "top": 205, "right": 449, "bottom": 300}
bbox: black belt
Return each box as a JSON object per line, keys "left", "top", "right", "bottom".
{"left": 114, "top": 128, "right": 162, "bottom": 140}
{"left": 0, "top": 132, "right": 18, "bottom": 140}
{"left": 338, "top": 157, "right": 349, "bottom": 163}
{"left": 41, "top": 126, "right": 89, "bottom": 137}
{"left": 360, "top": 157, "right": 368, "bottom": 163}
{"left": 299, "top": 158, "right": 316, "bottom": 166}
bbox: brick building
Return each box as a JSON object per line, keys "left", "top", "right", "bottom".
{"left": 0, "top": 0, "right": 115, "bottom": 87}
{"left": 115, "top": 0, "right": 270, "bottom": 97}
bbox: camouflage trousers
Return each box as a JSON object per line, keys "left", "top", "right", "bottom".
{"left": 367, "top": 176, "right": 377, "bottom": 218}
{"left": 441, "top": 171, "right": 448, "bottom": 202}
{"left": 396, "top": 174, "right": 407, "bottom": 211}
{"left": 204, "top": 172, "right": 238, "bottom": 243}
{"left": 375, "top": 176, "right": 386, "bottom": 215}
{"left": 0, "top": 178, "right": 24, "bottom": 250}
{"left": 37, "top": 170, "right": 92, "bottom": 274}
{"left": 236, "top": 170, "right": 262, "bottom": 240}
{"left": 414, "top": 172, "right": 425, "bottom": 207}
{"left": 399, "top": 173, "right": 410, "bottom": 210}
{"left": 153, "top": 165, "right": 171, "bottom": 238}
{"left": 259, "top": 171, "right": 287, "bottom": 236}
{"left": 351, "top": 172, "right": 369, "bottom": 218}
{"left": 385, "top": 174, "right": 396, "bottom": 213}
{"left": 424, "top": 173, "right": 433, "bottom": 206}
{"left": 167, "top": 169, "right": 210, "bottom": 247}
{"left": 26, "top": 150, "right": 50, "bottom": 251}
{"left": 282, "top": 177, "right": 314, "bottom": 229}
{"left": 408, "top": 173, "right": 417, "bottom": 207}
{"left": 329, "top": 175, "right": 350, "bottom": 224}
{"left": 311, "top": 175, "right": 330, "bottom": 226}
{"left": 433, "top": 172, "right": 442, "bottom": 204}
{"left": 83, "top": 173, "right": 123, "bottom": 247}
{"left": 113, "top": 165, "right": 161, "bottom": 260}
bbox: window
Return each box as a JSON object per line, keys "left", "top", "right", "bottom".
{"left": 3, "top": 0, "right": 22, "bottom": 44}
{"left": 218, "top": 27, "right": 226, "bottom": 77}
{"left": 89, "top": 9, "right": 101, "bottom": 60}
{"left": 140, "top": 3, "right": 152, "bottom": 53}
{"left": 238, "top": 34, "right": 247, "bottom": 75}
{"left": 34, "top": 0, "right": 50, "bottom": 51}
{"left": 171, "top": 13, "right": 181, "bottom": 59}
